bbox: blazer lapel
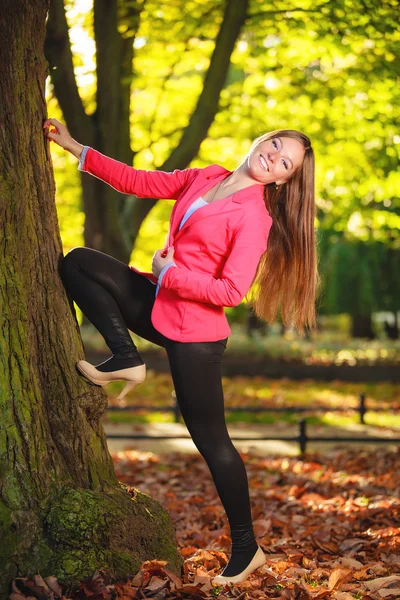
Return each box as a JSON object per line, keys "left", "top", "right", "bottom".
{"left": 169, "top": 165, "right": 266, "bottom": 244}
{"left": 169, "top": 168, "right": 230, "bottom": 242}
{"left": 173, "top": 196, "right": 233, "bottom": 240}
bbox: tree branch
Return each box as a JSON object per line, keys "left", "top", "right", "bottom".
{"left": 162, "top": 0, "right": 250, "bottom": 170}
{"left": 44, "top": 0, "right": 95, "bottom": 146}
{"left": 248, "top": 6, "right": 328, "bottom": 20}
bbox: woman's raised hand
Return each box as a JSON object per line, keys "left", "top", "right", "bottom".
{"left": 43, "top": 118, "right": 84, "bottom": 158}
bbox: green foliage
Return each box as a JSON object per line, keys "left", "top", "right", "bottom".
{"left": 51, "top": 0, "right": 399, "bottom": 316}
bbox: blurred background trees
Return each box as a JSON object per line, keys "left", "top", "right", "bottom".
{"left": 44, "top": 0, "right": 399, "bottom": 340}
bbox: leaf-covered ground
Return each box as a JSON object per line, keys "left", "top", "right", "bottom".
{"left": 12, "top": 447, "right": 400, "bottom": 600}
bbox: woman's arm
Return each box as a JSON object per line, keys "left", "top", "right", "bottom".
{"left": 43, "top": 118, "right": 200, "bottom": 200}
{"left": 160, "top": 212, "right": 273, "bottom": 306}
{"left": 79, "top": 146, "right": 200, "bottom": 200}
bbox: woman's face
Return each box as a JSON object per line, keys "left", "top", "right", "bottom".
{"left": 247, "top": 136, "right": 306, "bottom": 186}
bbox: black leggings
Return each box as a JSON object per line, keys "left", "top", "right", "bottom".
{"left": 59, "top": 246, "right": 257, "bottom": 542}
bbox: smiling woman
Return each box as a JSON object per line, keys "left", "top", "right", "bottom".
{"left": 186, "top": 128, "right": 319, "bottom": 336}
{"left": 242, "top": 129, "right": 320, "bottom": 336}
{"left": 250, "top": 136, "right": 305, "bottom": 181}
{"left": 43, "top": 117, "right": 319, "bottom": 588}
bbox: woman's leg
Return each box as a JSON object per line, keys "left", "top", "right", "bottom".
{"left": 59, "top": 247, "right": 166, "bottom": 371}
{"left": 164, "top": 338, "right": 259, "bottom": 577}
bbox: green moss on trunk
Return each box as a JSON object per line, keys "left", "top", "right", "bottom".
{"left": 0, "top": 483, "right": 183, "bottom": 595}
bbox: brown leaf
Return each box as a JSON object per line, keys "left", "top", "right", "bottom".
{"left": 273, "top": 560, "right": 292, "bottom": 574}
{"left": 179, "top": 583, "right": 208, "bottom": 597}
{"left": 301, "top": 557, "right": 318, "bottom": 569}
{"left": 338, "top": 538, "right": 365, "bottom": 553}
{"left": 327, "top": 568, "right": 353, "bottom": 591}
{"left": 294, "top": 581, "right": 313, "bottom": 600}
{"left": 278, "top": 589, "right": 296, "bottom": 600}
{"left": 286, "top": 567, "right": 307, "bottom": 578}
{"left": 152, "top": 591, "right": 168, "bottom": 600}
{"left": 113, "top": 583, "right": 137, "bottom": 599}
{"left": 300, "top": 493, "right": 329, "bottom": 505}
{"left": 74, "top": 571, "right": 111, "bottom": 600}
{"left": 43, "top": 579, "right": 62, "bottom": 599}
{"left": 365, "top": 576, "right": 400, "bottom": 592}
{"left": 300, "top": 576, "right": 323, "bottom": 593}
{"left": 334, "top": 558, "right": 364, "bottom": 570}
{"left": 141, "top": 559, "right": 169, "bottom": 570}
{"left": 12, "top": 580, "right": 50, "bottom": 600}
{"left": 189, "top": 550, "right": 215, "bottom": 563}
{"left": 12, "top": 581, "right": 26, "bottom": 596}
{"left": 144, "top": 577, "right": 167, "bottom": 591}
{"left": 378, "top": 589, "right": 400, "bottom": 598}
{"left": 129, "top": 570, "right": 146, "bottom": 588}
{"left": 253, "top": 518, "right": 272, "bottom": 536}
{"left": 369, "top": 563, "right": 391, "bottom": 576}
{"left": 311, "top": 535, "right": 338, "bottom": 554}
{"left": 32, "top": 577, "right": 51, "bottom": 596}
{"left": 353, "top": 566, "right": 373, "bottom": 580}
{"left": 158, "top": 567, "right": 182, "bottom": 589}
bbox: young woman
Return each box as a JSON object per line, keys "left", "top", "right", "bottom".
{"left": 43, "top": 117, "right": 318, "bottom": 585}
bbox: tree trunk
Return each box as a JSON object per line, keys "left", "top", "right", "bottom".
{"left": 246, "top": 308, "right": 268, "bottom": 338}
{"left": 351, "top": 313, "right": 375, "bottom": 339}
{"left": 0, "top": 2, "right": 182, "bottom": 597}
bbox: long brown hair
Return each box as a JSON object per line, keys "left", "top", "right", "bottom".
{"left": 245, "top": 129, "right": 321, "bottom": 336}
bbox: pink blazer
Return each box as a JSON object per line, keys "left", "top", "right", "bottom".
{"left": 81, "top": 148, "right": 273, "bottom": 342}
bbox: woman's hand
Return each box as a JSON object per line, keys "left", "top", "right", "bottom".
{"left": 152, "top": 247, "right": 175, "bottom": 278}
{"left": 43, "top": 118, "right": 84, "bottom": 159}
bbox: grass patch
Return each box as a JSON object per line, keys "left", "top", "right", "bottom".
{"left": 106, "top": 410, "right": 175, "bottom": 424}
{"left": 104, "top": 407, "right": 400, "bottom": 430}
{"left": 80, "top": 322, "right": 400, "bottom": 367}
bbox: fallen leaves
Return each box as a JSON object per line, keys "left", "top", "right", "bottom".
{"left": 10, "top": 447, "right": 400, "bottom": 600}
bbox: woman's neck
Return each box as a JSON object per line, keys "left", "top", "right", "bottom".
{"left": 219, "top": 164, "right": 261, "bottom": 194}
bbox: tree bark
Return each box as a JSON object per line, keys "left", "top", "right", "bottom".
{"left": 44, "top": 0, "right": 249, "bottom": 262}
{"left": 0, "top": 2, "right": 182, "bottom": 597}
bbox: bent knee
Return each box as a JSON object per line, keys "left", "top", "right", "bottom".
{"left": 64, "top": 246, "right": 88, "bottom": 258}
{"left": 60, "top": 246, "right": 88, "bottom": 275}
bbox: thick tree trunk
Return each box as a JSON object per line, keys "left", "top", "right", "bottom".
{"left": 0, "top": 2, "right": 182, "bottom": 597}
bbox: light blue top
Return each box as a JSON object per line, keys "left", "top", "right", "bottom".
{"left": 78, "top": 145, "right": 90, "bottom": 170}
{"left": 154, "top": 196, "right": 208, "bottom": 295}
{"left": 78, "top": 147, "right": 209, "bottom": 297}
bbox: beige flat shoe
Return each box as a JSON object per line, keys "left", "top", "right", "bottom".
{"left": 212, "top": 545, "right": 266, "bottom": 585}
{"left": 76, "top": 360, "right": 146, "bottom": 400}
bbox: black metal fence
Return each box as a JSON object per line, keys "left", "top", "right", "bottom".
{"left": 106, "top": 392, "right": 400, "bottom": 454}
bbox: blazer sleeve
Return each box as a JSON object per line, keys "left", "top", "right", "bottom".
{"left": 161, "top": 211, "right": 273, "bottom": 307}
{"left": 78, "top": 146, "right": 200, "bottom": 199}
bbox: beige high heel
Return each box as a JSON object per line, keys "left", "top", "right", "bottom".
{"left": 76, "top": 360, "right": 146, "bottom": 401}
{"left": 211, "top": 545, "right": 266, "bottom": 585}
